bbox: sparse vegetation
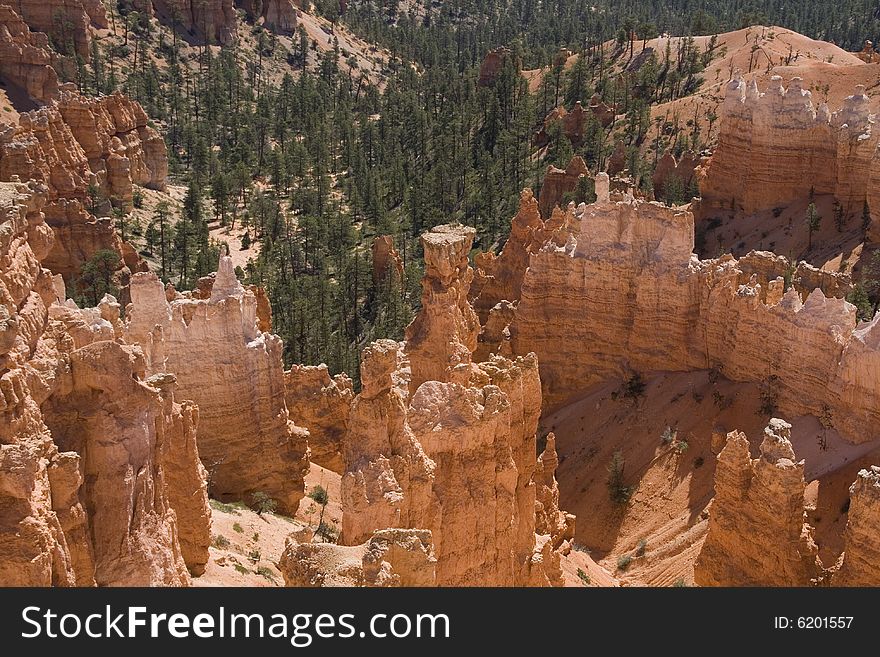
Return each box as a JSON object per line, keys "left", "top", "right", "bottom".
{"left": 308, "top": 485, "right": 331, "bottom": 540}
{"left": 212, "top": 534, "right": 230, "bottom": 549}
{"left": 623, "top": 373, "right": 647, "bottom": 399}
{"left": 577, "top": 568, "right": 591, "bottom": 585}
{"left": 607, "top": 451, "right": 634, "bottom": 505}
{"left": 251, "top": 491, "right": 277, "bottom": 516}
{"left": 635, "top": 539, "right": 647, "bottom": 557}
{"left": 661, "top": 426, "right": 677, "bottom": 445}
{"left": 209, "top": 499, "right": 245, "bottom": 515}
{"left": 232, "top": 522, "right": 243, "bottom": 533}
{"left": 759, "top": 375, "right": 780, "bottom": 416}
{"left": 617, "top": 554, "right": 633, "bottom": 571}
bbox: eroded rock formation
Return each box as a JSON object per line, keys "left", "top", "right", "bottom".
{"left": 0, "top": 0, "right": 107, "bottom": 59}
{"left": 0, "top": 181, "right": 207, "bottom": 586}
{"left": 126, "top": 257, "right": 309, "bottom": 515}
{"left": 497, "top": 191, "right": 880, "bottom": 444}
{"left": 0, "top": 90, "right": 166, "bottom": 279}
{"left": 340, "top": 339, "right": 439, "bottom": 545}
{"left": 537, "top": 155, "right": 588, "bottom": 219}
{"left": 834, "top": 466, "right": 880, "bottom": 585}
{"left": 284, "top": 364, "right": 353, "bottom": 474}
{"left": 0, "top": 5, "right": 59, "bottom": 105}
{"left": 698, "top": 76, "right": 879, "bottom": 217}
{"left": 371, "top": 234, "right": 403, "bottom": 286}
{"left": 694, "top": 420, "right": 820, "bottom": 586}
{"left": 404, "top": 224, "right": 479, "bottom": 393}
{"left": 280, "top": 528, "right": 436, "bottom": 587}
{"left": 238, "top": 0, "right": 297, "bottom": 33}
{"left": 652, "top": 150, "right": 699, "bottom": 201}
{"left": 146, "top": 0, "right": 237, "bottom": 45}
{"left": 478, "top": 47, "right": 513, "bottom": 86}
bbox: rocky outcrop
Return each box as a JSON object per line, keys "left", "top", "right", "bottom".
{"left": 126, "top": 257, "right": 309, "bottom": 515}
{"left": 237, "top": 0, "right": 297, "bottom": 33}
{"left": 147, "top": 0, "right": 237, "bottom": 45}
{"left": 0, "top": 0, "right": 107, "bottom": 59}
{"left": 283, "top": 364, "right": 353, "bottom": 473}
{"left": 41, "top": 341, "right": 192, "bottom": 586}
{"left": 537, "top": 155, "right": 588, "bottom": 219}
{"left": 0, "top": 181, "right": 205, "bottom": 586}
{"left": 502, "top": 191, "right": 880, "bottom": 444}
{"left": 404, "top": 224, "right": 479, "bottom": 393}
{"left": 478, "top": 47, "right": 513, "bottom": 87}
{"left": 472, "top": 190, "right": 544, "bottom": 322}
{"left": 0, "top": 5, "right": 59, "bottom": 105}
{"left": 854, "top": 40, "right": 879, "bottom": 63}
{"left": 834, "top": 466, "right": 880, "bottom": 586}
{"left": 149, "top": 373, "right": 211, "bottom": 576}
{"left": 698, "top": 76, "right": 879, "bottom": 217}
{"left": 534, "top": 100, "right": 612, "bottom": 147}
{"left": 652, "top": 150, "right": 699, "bottom": 201}
{"left": 371, "top": 234, "right": 403, "bottom": 286}
{"left": 56, "top": 91, "right": 168, "bottom": 201}
{"left": 340, "top": 339, "right": 439, "bottom": 546}
{"left": 694, "top": 420, "right": 820, "bottom": 586}
{"left": 534, "top": 433, "right": 574, "bottom": 547}
{"left": 0, "top": 91, "right": 165, "bottom": 278}
{"left": 279, "top": 528, "right": 436, "bottom": 587}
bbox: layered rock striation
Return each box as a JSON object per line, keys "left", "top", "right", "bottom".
{"left": 146, "top": 0, "right": 237, "bottom": 45}
{"left": 126, "top": 257, "right": 309, "bottom": 515}
{"left": 698, "top": 76, "right": 879, "bottom": 217}
{"left": 499, "top": 191, "right": 880, "bottom": 444}
{"left": 0, "top": 5, "right": 59, "bottom": 105}
{"left": 693, "top": 420, "right": 820, "bottom": 586}
{"left": 0, "top": 181, "right": 207, "bottom": 586}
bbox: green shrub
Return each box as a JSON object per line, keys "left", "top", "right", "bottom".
{"left": 212, "top": 534, "right": 230, "bottom": 549}
{"left": 635, "top": 539, "right": 647, "bottom": 557}
{"left": 607, "top": 451, "right": 634, "bottom": 505}
{"left": 617, "top": 554, "right": 633, "bottom": 571}
{"left": 232, "top": 522, "right": 243, "bottom": 533}
{"left": 577, "top": 568, "right": 591, "bottom": 585}
{"left": 251, "top": 491, "right": 277, "bottom": 516}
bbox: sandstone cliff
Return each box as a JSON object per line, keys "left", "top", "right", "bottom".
{"left": 698, "top": 76, "right": 878, "bottom": 218}
{"left": 478, "top": 47, "right": 513, "bottom": 87}
{"left": 283, "top": 364, "right": 352, "bottom": 474}
{"left": 499, "top": 191, "right": 880, "bottom": 445}
{"left": 0, "top": 181, "right": 207, "bottom": 586}
{"left": 693, "top": 420, "right": 820, "bottom": 586}
{"left": 126, "top": 257, "right": 309, "bottom": 515}
{"left": 0, "top": 5, "right": 59, "bottom": 105}
{"left": 833, "top": 466, "right": 880, "bottom": 585}
{"left": 404, "top": 224, "right": 479, "bottom": 393}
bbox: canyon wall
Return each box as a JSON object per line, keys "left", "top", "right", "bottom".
{"left": 283, "top": 364, "right": 352, "bottom": 473}
{"left": 0, "top": 0, "right": 107, "bottom": 60}
{"left": 126, "top": 257, "right": 310, "bottom": 515}
{"left": 498, "top": 192, "right": 880, "bottom": 445}
{"left": 0, "top": 91, "right": 166, "bottom": 278}
{"left": 697, "top": 76, "right": 879, "bottom": 216}
{"left": 0, "top": 5, "right": 59, "bottom": 104}
{"left": 693, "top": 420, "right": 820, "bottom": 586}
{"left": 833, "top": 466, "right": 880, "bottom": 586}
{"left": 0, "top": 181, "right": 207, "bottom": 586}
{"left": 145, "top": 0, "right": 237, "bottom": 45}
